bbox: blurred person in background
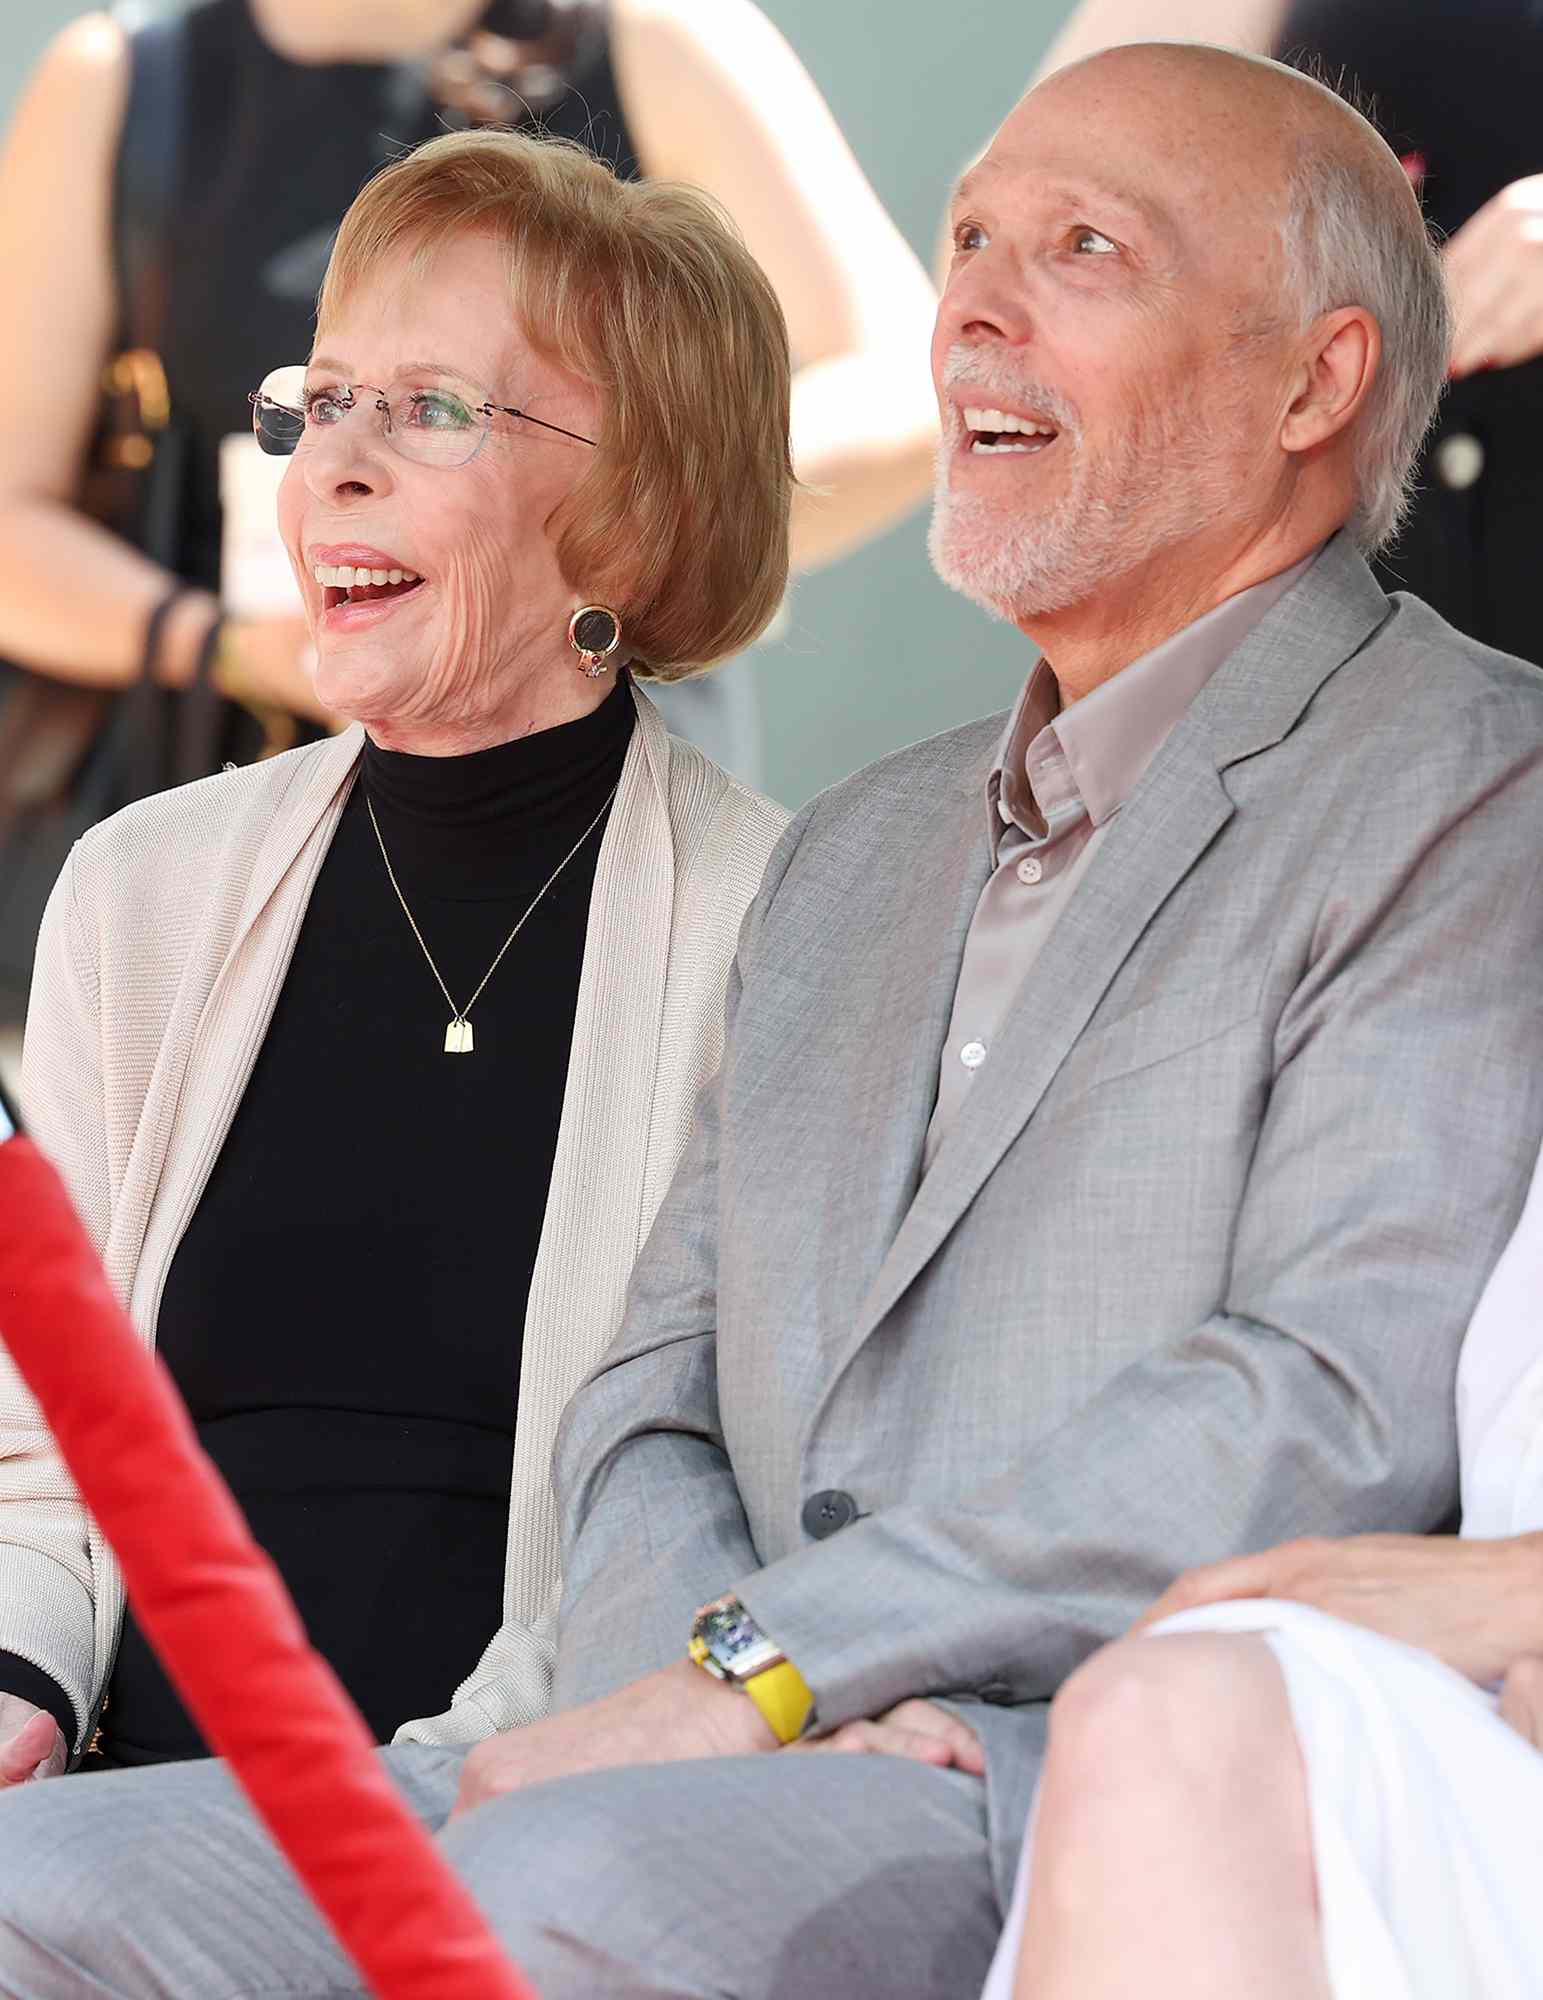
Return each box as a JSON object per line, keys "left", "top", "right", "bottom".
{"left": 0, "top": 0, "right": 938, "bottom": 1027}
{"left": 0, "top": 124, "right": 792, "bottom": 1785}
{"left": 1007, "top": 0, "right": 1543, "bottom": 669}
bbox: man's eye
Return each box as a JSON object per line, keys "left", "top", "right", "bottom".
{"left": 1072, "top": 227, "right": 1118, "bottom": 256}
{"left": 953, "top": 219, "right": 989, "bottom": 254}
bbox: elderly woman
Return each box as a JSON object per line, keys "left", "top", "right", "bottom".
{"left": 978, "top": 1141, "right": 1543, "bottom": 2000}
{"left": 0, "top": 126, "right": 790, "bottom": 1784}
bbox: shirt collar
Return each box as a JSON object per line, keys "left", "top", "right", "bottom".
{"left": 987, "top": 546, "right": 1322, "bottom": 848}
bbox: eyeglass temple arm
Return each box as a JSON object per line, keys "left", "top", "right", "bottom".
{"left": 490, "top": 405, "right": 597, "bottom": 449}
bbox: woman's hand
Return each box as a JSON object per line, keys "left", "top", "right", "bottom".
{"left": 0, "top": 1695, "right": 66, "bottom": 1787}
{"left": 1446, "top": 175, "right": 1543, "bottom": 378}
{"left": 797, "top": 1699, "right": 985, "bottom": 1775}
{"left": 1499, "top": 1657, "right": 1543, "bottom": 1752}
{"left": 1132, "top": 1532, "right": 1543, "bottom": 1687}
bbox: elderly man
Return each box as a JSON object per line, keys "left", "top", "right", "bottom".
{"left": 4, "top": 40, "right": 1543, "bottom": 2000}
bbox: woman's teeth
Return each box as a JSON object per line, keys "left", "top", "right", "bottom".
{"left": 312, "top": 564, "right": 419, "bottom": 587}
{"left": 962, "top": 406, "right": 1059, "bottom": 454}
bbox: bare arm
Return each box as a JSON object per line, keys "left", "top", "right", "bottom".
{"left": 1033, "top": 0, "right": 1285, "bottom": 81}
{"left": 0, "top": 15, "right": 222, "bottom": 689}
{"left": 614, "top": 0, "right": 939, "bottom": 573}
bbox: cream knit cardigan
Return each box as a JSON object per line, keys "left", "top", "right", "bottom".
{"left": 9, "top": 686, "right": 786, "bottom": 1752}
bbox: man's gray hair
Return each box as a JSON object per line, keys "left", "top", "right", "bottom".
{"left": 1279, "top": 147, "right": 1452, "bottom": 554}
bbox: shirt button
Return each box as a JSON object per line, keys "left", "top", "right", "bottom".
{"left": 960, "top": 1040, "right": 987, "bottom": 1071}
{"left": 1017, "top": 856, "right": 1043, "bottom": 885}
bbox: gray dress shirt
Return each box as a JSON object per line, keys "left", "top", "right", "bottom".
{"left": 923, "top": 550, "right": 1319, "bottom": 1169}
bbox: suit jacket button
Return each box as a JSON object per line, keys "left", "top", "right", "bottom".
{"left": 802, "top": 1489, "right": 858, "bottom": 1538}
{"left": 978, "top": 1681, "right": 1016, "bottom": 1705}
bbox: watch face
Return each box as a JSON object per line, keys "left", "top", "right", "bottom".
{"left": 695, "top": 1597, "right": 782, "bottom": 1680}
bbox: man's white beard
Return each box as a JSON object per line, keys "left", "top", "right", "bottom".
{"left": 928, "top": 354, "right": 1246, "bottom": 623}
{"left": 929, "top": 467, "right": 1124, "bottom": 620}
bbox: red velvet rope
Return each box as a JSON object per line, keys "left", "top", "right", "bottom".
{"left": 0, "top": 1137, "right": 538, "bottom": 2000}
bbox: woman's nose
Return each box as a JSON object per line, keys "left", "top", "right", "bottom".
{"left": 298, "top": 401, "right": 396, "bottom": 504}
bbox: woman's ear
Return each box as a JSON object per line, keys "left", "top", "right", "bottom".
{"left": 1280, "top": 306, "right": 1380, "bottom": 456}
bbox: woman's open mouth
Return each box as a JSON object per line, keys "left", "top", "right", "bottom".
{"left": 312, "top": 561, "right": 427, "bottom": 613}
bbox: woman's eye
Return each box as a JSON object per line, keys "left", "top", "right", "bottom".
{"left": 403, "top": 391, "right": 473, "bottom": 431}
{"left": 953, "top": 219, "right": 989, "bottom": 254}
{"left": 1072, "top": 227, "right": 1119, "bottom": 256}
{"left": 304, "top": 389, "right": 350, "bottom": 426}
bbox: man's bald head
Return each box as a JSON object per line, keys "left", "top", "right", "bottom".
{"left": 1033, "top": 40, "right": 1409, "bottom": 204}
{"left": 1004, "top": 41, "right": 1449, "bottom": 549}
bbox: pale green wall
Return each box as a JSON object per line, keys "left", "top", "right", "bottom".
{"left": 0, "top": 1, "right": 1074, "bottom": 807}
{"left": 751, "top": 0, "right": 1068, "bottom": 805}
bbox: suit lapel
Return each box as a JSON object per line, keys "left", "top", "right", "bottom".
{"left": 842, "top": 535, "right": 1394, "bottom": 1356}
{"left": 850, "top": 736, "right": 1234, "bottom": 1348}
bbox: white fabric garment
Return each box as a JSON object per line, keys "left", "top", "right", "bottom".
{"left": 980, "top": 1140, "right": 1543, "bottom": 2000}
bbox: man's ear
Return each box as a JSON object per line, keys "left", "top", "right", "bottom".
{"left": 1280, "top": 306, "right": 1379, "bottom": 455}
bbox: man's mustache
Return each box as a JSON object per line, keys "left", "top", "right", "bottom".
{"left": 940, "top": 347, "right": 1082, "bottom": 439}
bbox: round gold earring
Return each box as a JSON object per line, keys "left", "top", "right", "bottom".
{"left": 568, "top": 605, "right": 622, "bottom": 678}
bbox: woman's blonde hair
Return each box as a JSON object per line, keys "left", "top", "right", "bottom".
{"left": 318, "top": 127, "right": 794, "bottom": 680}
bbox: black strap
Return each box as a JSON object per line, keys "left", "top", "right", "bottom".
{"left": 139, "top": 583, "right": 190, "bottom": 687}
{"left": 110, "top": 4, "right": 188, "bottom": 357}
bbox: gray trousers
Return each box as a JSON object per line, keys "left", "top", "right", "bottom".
{"left": 0, "top": 1744, "right": 1000, "bottom": 1998}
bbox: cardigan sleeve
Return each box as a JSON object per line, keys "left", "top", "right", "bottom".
{"left": 1, "top": 848, "right": 105, "bottom": 1746}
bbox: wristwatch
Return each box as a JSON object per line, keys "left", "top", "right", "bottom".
{"left": 688, "top": 1592, "right": 815, "bottom": 1744}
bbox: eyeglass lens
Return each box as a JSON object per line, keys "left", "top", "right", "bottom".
{"left": 251, "top": 365, "right": 491, "bottom": 468}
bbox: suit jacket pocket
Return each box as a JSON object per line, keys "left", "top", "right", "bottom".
{"left": 1045, "top": 982, "right": 1265, "bottom": 1115}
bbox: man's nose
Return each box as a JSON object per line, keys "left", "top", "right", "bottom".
{"left": 299, "top": 402, "right": 396, "bottom": 505}
{"left": 936, "top": 255, "right": 1034, "bottom": 351}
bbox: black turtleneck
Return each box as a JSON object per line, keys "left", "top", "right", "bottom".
{"left": 87, "top": 679, "right": 635, "bottom": 1767}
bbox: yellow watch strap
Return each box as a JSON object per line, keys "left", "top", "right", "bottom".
{"left": 742, "top": 1657, "right": 815, "bottom": 1745}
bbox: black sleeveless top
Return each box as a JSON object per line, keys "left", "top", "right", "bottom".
{"left": 127, "top": 0, "right": 640, "bottom": 597}
{"left": 1279, "top": 0, "right": 1543, "bottom": 660}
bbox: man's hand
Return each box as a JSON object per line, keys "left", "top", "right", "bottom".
{"left": 1446, "top": 175, "right": 1543, "bottom": 377}
{"left": 0, "top": 1695, "right": 66, "bottom": 1788}
{"left": 452, "top": 1659, "right": 775, "bottom": 1820}
{"left": 796, "top": 1699, "right": 985, "bottom": 1775}
{"left": 1132, "top": 1532, "right": 1543, "bottom": 1687}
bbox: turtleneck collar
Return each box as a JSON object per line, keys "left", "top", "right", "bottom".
{"left": 357, "top": 676, "right": 635, "bottom": 887}
{"left": 363, "top": 677, "right": 633, "bottom": 823}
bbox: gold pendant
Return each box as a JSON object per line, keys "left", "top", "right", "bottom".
{"left": 444, "top": 1019, "right": 475, "bottom": 1055}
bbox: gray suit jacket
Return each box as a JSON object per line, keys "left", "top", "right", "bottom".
{"left": 552, "top": 538, "right": 1543, "bottom": 1903}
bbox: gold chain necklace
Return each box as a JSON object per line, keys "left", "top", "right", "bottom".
{"left": 365, "top": 779, "right": 619, "bottom": 1054}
